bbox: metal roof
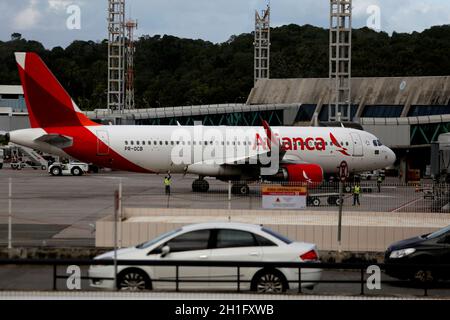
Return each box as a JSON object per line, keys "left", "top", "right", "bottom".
{"left": 0, "top": 85, "right": 23, "bottom": 95}
{"left": 85, "top": 103, "right": 300, "bottom": 121}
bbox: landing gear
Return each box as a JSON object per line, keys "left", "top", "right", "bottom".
{"left": 231, "top": 183, "right": 250, "bottom": 196}
{"left": 192, "top": 178, "right": 209, "bottom": 193}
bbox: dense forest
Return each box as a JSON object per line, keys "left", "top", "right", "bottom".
{"left": 1, "top": 24, "right": 450, "bottom": 110}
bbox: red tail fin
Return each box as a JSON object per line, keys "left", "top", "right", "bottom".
{"left": 15, "top": 52, "right": 99, "bottom": 128}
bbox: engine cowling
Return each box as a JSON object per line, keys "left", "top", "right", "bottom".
{"left": 265, "top": 164, "right": 324, "bottom": 183}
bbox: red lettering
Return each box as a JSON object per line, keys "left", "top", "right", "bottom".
{"left": 292, "top": 137, "right": 304, "bottom": 151}
{"left": 254, "top": 133, "right": 268, "bottom": 150}
{"left": 316, "top": 137, "right": 325, "bottom": 151}
{"left": 254, "top": 134, "right": 327, "bottom": 152}
{"left": 305, "top": 138, "right": 314, "bottom": 151}
{"left": 282, "top": 137, "right": 292, "bottom": 151}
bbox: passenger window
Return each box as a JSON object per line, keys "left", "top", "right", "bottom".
{"left": 215, "top": 229, "right": 257, "bottom": 249}
{"left": 125, "top": 141, "right": 128, "bottom": 145}
{"left": 136, "top": 141, "right": 140, "bottom": 145}
{"left": 130, "top": 141, "right": 134, "bottom": 145}
{"left": 153, "top": 141, "right": 157, "bottom": 145}
{"left": 165, "top": 230, "right": 211, "bottom": 253}
{"left": 254, "top": 234, "right": 277, "bottom": 247}
{"left": 159, "top": 141, "right": 163, "bottom": 145}
{"left": 142, "top": 141, "right": 145, "bottom": 145}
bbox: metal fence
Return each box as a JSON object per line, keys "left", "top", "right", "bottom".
{"left": 1, "top": 171, "right": 450, "bottom": 248}
{"left": 0, "top": 258, "right": 449, "bottom": 297}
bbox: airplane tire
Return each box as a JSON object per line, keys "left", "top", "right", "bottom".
{"left": 192, "top": 179, "right": 209, "bottom": 193}
{"left": 231, "top": 184, "right": 250, "bottom": 196}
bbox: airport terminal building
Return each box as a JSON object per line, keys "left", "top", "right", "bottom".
{"left": 2, "top": 76, "right": 450, "bottom": 175}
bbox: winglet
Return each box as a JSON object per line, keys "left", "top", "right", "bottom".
{"left": 261, "top": 118, "right": 286, "bottom": 152}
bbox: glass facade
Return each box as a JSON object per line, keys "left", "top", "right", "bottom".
{"left": 319, "top": 105, "right": 358, "bottom": 122}
{"left": 136, "top": 110, "right": 284, "bottom": 126}
{"left": 0, "top": 94, "right": 27, "bottom": 112}
{"left": 361, "top": 105, "right": 404, "bottom": 118}
{"left": 295, "top": 104, "right": 317, "bottom": 122}
{"left": 408, "top": 105, "right": 450, "bottom": 117}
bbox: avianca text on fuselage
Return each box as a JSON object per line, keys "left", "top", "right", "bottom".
{"left": 253, "top": 132, "right": 349, "bottom": 154}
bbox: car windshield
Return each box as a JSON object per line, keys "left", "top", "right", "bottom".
{"left": 261, "top": 227, "right": 293, "bottom": 244}
{"left": 426, "top": 225, "right": 450, "bottom": 240}
{"left": 135, "top": 228, "right": 181, "bottom": 249}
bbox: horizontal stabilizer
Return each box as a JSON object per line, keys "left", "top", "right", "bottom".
{"left": 35, "top": 134, "right": 73, "bottom": 149}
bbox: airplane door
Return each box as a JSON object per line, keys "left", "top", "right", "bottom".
{"left": 350, "top": 133, "right": 363, "bottom": 157}
{"left": 96, "top": 130, "right": 110, "bottom": 156}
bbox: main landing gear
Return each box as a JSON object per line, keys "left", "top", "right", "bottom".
{"left": 191, "top": 177, "right": 250, "bottom": 195}
{"left": 192, "top": 178, "right": 209, "bottom": 193}
{"left": 231, "top": 183, "right": 250, "bottom": 196}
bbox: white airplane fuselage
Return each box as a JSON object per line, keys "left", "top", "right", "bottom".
{"left": 9, "top": 125, "right": 396, "bottom": 178}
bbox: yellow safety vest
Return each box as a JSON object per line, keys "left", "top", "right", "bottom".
{"left": 164, "top": 178, "right": 171, "bottom": 186}
{"left": 353, "top": 186, "right": 361, "bottom": 194}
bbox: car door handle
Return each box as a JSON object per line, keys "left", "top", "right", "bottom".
{"left": 249, "top": 252, "right": 260, "bottom": 256}
{"left": 199, "top": 255, "right": 208, "bottom": 259}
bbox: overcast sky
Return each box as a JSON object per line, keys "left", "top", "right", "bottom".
{"left": 1, "top": 0, "right": 450, "bottom": 49}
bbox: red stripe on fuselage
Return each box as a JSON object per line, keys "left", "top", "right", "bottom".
{"left": 44, "top": 126, "right": 153, "bottom": 173}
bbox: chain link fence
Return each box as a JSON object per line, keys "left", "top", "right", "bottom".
{"left": 1, "top": 170, "right": 450, "bottom": 248}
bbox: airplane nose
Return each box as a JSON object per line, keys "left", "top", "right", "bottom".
{"left": 387, "top": 148, "right": 396, "bottom": 165}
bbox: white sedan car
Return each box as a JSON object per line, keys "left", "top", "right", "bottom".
{"left": 89, "top": 222, "right": 322, "bottom": 293}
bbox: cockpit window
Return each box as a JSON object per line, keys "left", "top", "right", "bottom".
{"left": 373, "top": 140, "right": 383, "bottom": 147}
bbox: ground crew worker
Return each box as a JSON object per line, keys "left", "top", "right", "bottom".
{"left": 377, "top": 175, "right": 383, "bottom": 193}
{"left": 164, "top": 173, "right": 172, "bottom": 195}
{"left": 352, "top": 184, "right": 361, "bottom": 206}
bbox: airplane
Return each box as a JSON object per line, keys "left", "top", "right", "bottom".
{"left": 0, "top": 52, "right": 396, "bottom": 195}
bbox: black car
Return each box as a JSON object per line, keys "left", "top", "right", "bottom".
{"left": 384, "top": 225, "right": 450, "bottom": 281}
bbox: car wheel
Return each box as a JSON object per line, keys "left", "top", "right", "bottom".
{"left": 117, "top": 269, "right": 151, "bottom": 291}
{"left": 252, "top": 270, "right": 287, "bottom": 294}
{"left": 71, "top": 167, "right": 83, "bottom": 176}
{"left": 51, "top": 167, "right": 62, "bottom": 176}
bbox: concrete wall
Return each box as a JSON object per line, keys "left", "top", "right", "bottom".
{"left": 96, "top": 208, "right": 450, "bottom": 252}
{"left": 363, "top": 124, "right": 410, "bottom": 148}
{"left": 247, "top": 77, "right": 450, "bottom": 106}
{"left": 0, "top": 114, "right": 30, "bottom": 131}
